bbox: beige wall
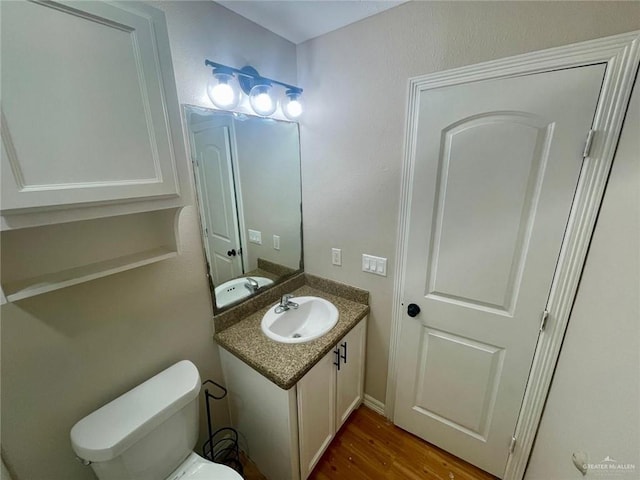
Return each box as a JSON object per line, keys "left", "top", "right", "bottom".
{"left": 0, "top": 2, "right": 296, "bottom": 479}
{"left": 296, "top": 1, "right": 640, "bottom": 404}
{"left": 235, "top": 118, "right": 302, "bottom": 272}
{"left": 155, "top": 0, "right": 297, "bottom": 110}
{"left": 525, "top": 78, "right": 640, "bottom": 479}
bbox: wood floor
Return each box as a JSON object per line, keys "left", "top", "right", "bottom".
{"left": 241, "top": 405, "right": 497, "bottom": 480}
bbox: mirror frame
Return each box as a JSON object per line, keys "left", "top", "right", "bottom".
{"left": 182, "top": 105, "right": 304, "bottom": 315}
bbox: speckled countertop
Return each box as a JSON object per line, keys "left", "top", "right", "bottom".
{"left": 214, "top": 282, "right": 369, "bottom": 390}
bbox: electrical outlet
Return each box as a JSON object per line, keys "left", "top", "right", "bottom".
{"left": 362, "top": 254, "right": 387, "bottom": 276}
{"left": 332, "top": 248, "right": 342, "bottom": 266}
{"left": 273, "top": 235, "right": 280, "bottom": 250}
{"left": 248, "top": 229, "right": 262, "bottom": 245}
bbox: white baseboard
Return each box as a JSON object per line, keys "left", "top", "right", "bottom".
{"left": 363, "top": 394, "right": 385, "bottom": 416}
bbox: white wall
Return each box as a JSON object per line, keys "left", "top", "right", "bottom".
{"left": 524, "top": 78, "right": 640, "bottom": 480}
{"left": 0, "top": 2, "right": 296, "bottom": 479}
{"left": 296, "top": 0, "right": 640, "bottom": 405}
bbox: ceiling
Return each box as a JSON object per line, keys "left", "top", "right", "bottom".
{"left": 216, "top": 1, "right": 408, "bottom": 45}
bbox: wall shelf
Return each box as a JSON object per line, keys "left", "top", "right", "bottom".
{"left": 0, "top": 2, "right": 190, "bottom": 305}
{"left": 0, "top": 208, "right": 182, "bottom": 304}
{"left": 3, "top": 247, "right": 177, "bottom": 303}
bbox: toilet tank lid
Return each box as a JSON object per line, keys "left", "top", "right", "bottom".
{"left": 70, "top": 360, "right": 201, "bottom": 462}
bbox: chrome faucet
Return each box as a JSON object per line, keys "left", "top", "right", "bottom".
{"left": 275, "top": 294, "right": 299, "bottom": 314}
{"left": 244, "top": 277, "right": 259, "bottom": 293}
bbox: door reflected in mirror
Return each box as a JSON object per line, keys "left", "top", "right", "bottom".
{"left": 184, "top": 106, "right": 303, "bottom": 313}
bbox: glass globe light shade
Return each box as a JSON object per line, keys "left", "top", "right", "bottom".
{"left": 249, "top": 84, "right": 277, "bottom": 116}
{"left": 282, "top": 93, "right": 303, "bottom": 120}
{"left": 207, "top": 72, "right": 240, "bottom": 110}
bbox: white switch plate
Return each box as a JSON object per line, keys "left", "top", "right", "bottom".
{"left": 248, "top": 229, "right": 262, "bottom": 245}
{"left": 273, "top": 235, "right": 280, "bottom": 250}
{"left": 362, "top": 254, "right": 387, "bottom": 276}
{"left": 332, "top": 248, "right": 342, "bottom": 266}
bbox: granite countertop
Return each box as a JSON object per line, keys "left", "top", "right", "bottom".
{"left": 214, "top": 284, "right": 369, "bottom": 390}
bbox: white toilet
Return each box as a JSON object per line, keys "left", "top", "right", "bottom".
{"left": 70, "top": 360, "right": 243, "bottom": 480}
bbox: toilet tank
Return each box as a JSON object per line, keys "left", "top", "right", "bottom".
{"left": 70, "top": 360, "right": 201, "bottom": 480}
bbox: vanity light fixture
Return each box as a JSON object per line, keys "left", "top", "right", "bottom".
{"left": 205, "top": 60, "right": 303, "bottom": 119}
{"left": 282, "top": 89, "right": 303, "bottom": 120}
{"left": 249, "top": 83, "right": 277, "bottom": 117}
{"left": 206, "top": 66, "right": 240, "bottom": 110}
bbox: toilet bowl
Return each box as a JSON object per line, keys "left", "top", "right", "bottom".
{"left": 166, "top": 452, "right": 241, "bottom": 480}
{"left": 70, "top": 360, "right": 242, "bottom": 480}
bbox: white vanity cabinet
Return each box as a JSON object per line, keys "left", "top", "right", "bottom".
{"left": 220, "top": 318, "right": 367, "bottom": 480}
{"left": 297, "top": 318, "right": 366, "bottom": 478}
{"left": 335, "top": 318, "right": 367, "bottom": 429}
{"left": 1, "top": 0, "right": 188, "bottom": 228}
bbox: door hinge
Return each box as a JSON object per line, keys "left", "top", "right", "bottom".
{"left": 204, "top": 227, "right": 209, "bottom": 236}
{"left": 509, "top": 435, "right": 517, "bottom": 454}
{"left": 583, "top": 129, "right": 595, "bottom": 158}
{"left": 539, "top": 309, "right": 549, "bottom": 332}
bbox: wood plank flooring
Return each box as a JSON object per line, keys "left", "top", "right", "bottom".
{"left": 241, "top": 405, "right": 497, "bottom": 480}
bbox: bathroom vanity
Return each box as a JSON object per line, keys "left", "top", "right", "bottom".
{"left": 215, "top": 279, "right": 369, "bottom": 480}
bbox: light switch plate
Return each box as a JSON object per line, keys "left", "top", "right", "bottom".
{"left": 273, "top": 235, "right": 280, "bottom": 250}
{"left": 248, "top": 229, "right": 262, "bottom": 245}
{"left": 332, "top": 248, "right": 342, "bottom": 266}
{"left": 362, "top": 254, "right": 387, "bottom": 276}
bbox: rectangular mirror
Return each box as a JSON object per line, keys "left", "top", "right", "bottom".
{"left": 184, "top": 106, "right": 303, "bottom": 313}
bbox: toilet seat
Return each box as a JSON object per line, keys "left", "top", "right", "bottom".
{"left": 165, "top": 452, "right": 243, "bottom": 480}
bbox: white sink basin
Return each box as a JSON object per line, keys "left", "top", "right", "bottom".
{"left": 261, "top": 296, "right": 339, "bottom": 343}
{"left": 215, "top": 276, "right": 273, "bottom": 309}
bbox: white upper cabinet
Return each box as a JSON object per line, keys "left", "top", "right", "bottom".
{"left": 0, "top": 1, "right": 189, "bottom": 303}
{"left": 1, "top": 0, "right": 188, "bottom": 229}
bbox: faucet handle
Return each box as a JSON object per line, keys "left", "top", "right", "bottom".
{"left": 275, "top": 293, "right": 298, "bottom": 313}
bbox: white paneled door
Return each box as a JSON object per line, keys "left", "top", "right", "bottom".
{"left": 393, "top": 64, "right": 605, "bottom": 477}
{"left": 192, "top": 124, "right": 243, "bottom": 285}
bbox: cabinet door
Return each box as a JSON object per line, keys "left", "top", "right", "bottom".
{"left": 336, "top": 319, "right": 367, "bottom": 430}
{"left": 297, "top": 348, "right": 337, "bottom": 479}
{"left": 1, "top": 1, "right": 181, "bottom": 213}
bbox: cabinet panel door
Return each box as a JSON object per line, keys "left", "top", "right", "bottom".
{"left": 336, "top": 319, "right": 367, "bottom": 430}
{"left": 297, "top": 349, "right": 336, "bottom": 479}
{"left": 1, "top": 1, "right": 180, "bottom": 212}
